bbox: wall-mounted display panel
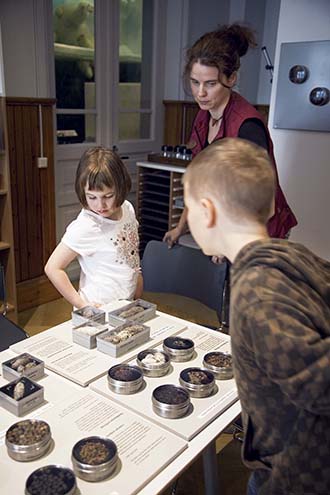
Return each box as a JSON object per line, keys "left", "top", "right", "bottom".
{"left": 274, "top": 40, "right": 330, "bottom": 132}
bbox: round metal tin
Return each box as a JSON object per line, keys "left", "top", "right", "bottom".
{"left": 72, "top": 436, "right": 118, "bottom": 482}
{"left": 6, "top": 419, "right": 51, "bottom": 462}
{"left": 162, "top": 336, "right": 195, "bottom": 362}
{"left": 25, "top": 465, "right": 77, "bottom": 495}
{"left": 152, "top": 384, "right": 191, "bottom": 418}
{"left": 107, "top": 364, "right": 143, "bottom": 394}
{"left": 203, "top": 351, "right": 233, "bottom": 379}
{"left": 136, "top": 349, "right": 170, "bottom": 377}
{"left": 179, "top": 367, "right": 215, "bottom": 398}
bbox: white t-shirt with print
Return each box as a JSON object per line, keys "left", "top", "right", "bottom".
{"left": 62, "top": 200, "right": 140, "bottom": 305}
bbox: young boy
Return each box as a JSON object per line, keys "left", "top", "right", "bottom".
{"left": 183, "top": 138, "right": 330, "bottom": 495}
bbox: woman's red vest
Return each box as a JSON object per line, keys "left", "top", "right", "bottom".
{"left": 187, "top": 92, "right": 297, "bottom": 238}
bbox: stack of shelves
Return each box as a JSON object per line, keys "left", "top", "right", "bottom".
{"left": 0, "top": 97, "right": 17, "bottom": 319}
{"left": 136, "top": 163, "right": 185, "bottom": 253}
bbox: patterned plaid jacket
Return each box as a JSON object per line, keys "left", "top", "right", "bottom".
{"left": 230, "top": 239, "right": 330, "bottom": 495}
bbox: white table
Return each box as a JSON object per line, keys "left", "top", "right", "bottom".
{"left": 1, "top": 308, "right": 240, "bottom": 494}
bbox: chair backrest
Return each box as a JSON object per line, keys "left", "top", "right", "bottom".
{"left": 142, "top": 240, "right": 227, "bottom": 321}
{"left": 0, "top": 264, "right": 8, "bottom": 315}
{"left": 0, "top": 315, "right": 29, "bottom": 351}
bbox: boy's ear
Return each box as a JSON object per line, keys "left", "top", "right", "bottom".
{"left": 201, "top": 198, "right": 216, "bottom": 228}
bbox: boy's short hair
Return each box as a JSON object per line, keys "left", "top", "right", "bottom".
{"left": 184, "top": 138, "right": 275, "bottom": 224}
{"left": 75, "top": 147, "right": 131, "bottom": 208}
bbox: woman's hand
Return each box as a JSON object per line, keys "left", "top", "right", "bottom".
{"left": 211, "top": 255, "right": 226, "bottom": 264}
{"left": 163, "top": 227, "right": 182, "bottom": 248}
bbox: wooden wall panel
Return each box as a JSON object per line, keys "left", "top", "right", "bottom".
{"left": 6, "top": 98, "right": 57, "bottom": 310}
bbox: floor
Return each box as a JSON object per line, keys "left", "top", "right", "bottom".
{"left": 17, "top": 293, "right": 250, "bottom": 495}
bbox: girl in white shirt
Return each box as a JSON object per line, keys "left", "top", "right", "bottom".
{"left": 45, "top": 147, "right": 143, "bottom": 308}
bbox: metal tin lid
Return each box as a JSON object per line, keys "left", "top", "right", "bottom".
{"left": 6, "top": 419, "right": 51, "bottom": 461}
{"left": 163, "top": 336, "right": 194, "bottom": 355}
{"left": 203, "top": 351, "right": 233, "bottom": 379}
{"left": 179, "top": 367, "right": 215, "bottom": 397}
{"left": 72, "top": 436, "right": 118, "bottom": 482}
{"left": 25, "top": 465, "right": 77, "bottom": 495}
{"left": 108, "top": 364, "right": 143, "bottom": 383}
{"left": 152, "top": 384, "right": 190, "bottom": 410}
{"left": 107, "top": 364, "right": 143, "bottom": 394}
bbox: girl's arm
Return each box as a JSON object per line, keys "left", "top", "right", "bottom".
{"left": 44, "top": 242, "right": 86, "bottom": 309}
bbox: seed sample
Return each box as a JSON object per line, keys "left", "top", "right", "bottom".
{"left": 107, "top": 364, "right": 143, "bottom": 394}
{"left": 163, "top": 336, "right": 195, "bottom": 362}
{"left": 1, "top": 377, "right": 39, "bottom": 401}
{"left": 6, "top": 419, "right": 50, "bottom": 445}
{"left": 6, "top": 419, "right": 52, "bottom": 461}
{"left": 203, "top": 351, "right": 233, "bottom": 379}
{"left": 109, "top": 364, "right": 142, "bottom": 382}
{"left": 25, "top": 465, "right": 76, "bottom": 495}
{"left": 204, "top": 352, "right": 232, "bottom": 368}
{"left": 73, "top": 436, "right": 116, "bottom": 465}
{"left": 72, "top": 436, "right": 118, "bottom": 482}
{"left": 164, "top": 336, "right": 194, "bottom": 350}
{"left": 153, "top": 384, "right": 189, "bottom": 405}
{"left": 152, "top": 384, "right": 191, "bottom": 418}
{"left": 102, "top": 324, "right": 146, "bottom": 344}
{"left": 182, "top": 368, "right": 213, "bottom": 385}
{"left": 118, "top": 305, "right": 145, "bottom": 319}
{"left": 10, "top": 354, "right": 38, "bottom": 373}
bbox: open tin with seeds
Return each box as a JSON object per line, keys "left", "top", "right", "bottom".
{"left": 0, "top": 377, "right": 44, "bottom": 416}
{"left": 163, "top": 336, "right": 195, "bottom": 362}
{"left": 25, "top": 465, "right": 77, "bottom": 495}
{"left": 136, "top": 348, "right": 170, "bottom": 377}
{"left": 107, "top": 364, "right": 144, "bottom": 394}
{"left": 72, "top": 436, "right": 118, "bottom": 482}
{"left": 72, "top": 321, "right": 108, "bottom": 349}
{"left": 203, "top": 351, "right": 233, "bottom": 379}
{"left": 5, "top": 419, "right": 52, "bottom": 461}
{"left": 152, "top": 384, "right": 191, "bottom": 418}
{"left": 108, "top": 299, "right": 156, "bottom": 326}
{"left": 2, "top": 353, "right": 44, "bottom": 382}
{"left": 179, "top": 367, "right": 215, "bottom": 398}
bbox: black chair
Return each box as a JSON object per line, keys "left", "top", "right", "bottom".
{"left": 0, "top": 314, "right": 29, "bottom": 351}
{"left": 0, "top": 263, "right": 9, "bottom": 316}
{"left": 142, "top": 240, "right": 228, "bottom": 328}
{"left": 0, "top": 265, "right": 28, "bottom": 350}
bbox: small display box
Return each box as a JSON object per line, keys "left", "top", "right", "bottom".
{"left": 2, "top": 353, "right": 44, "bottom": 382}
{"left": 96, "top": 322, "right": 150, "bottom": 358}
{"left": 0, "top": 377, "right": 44, "bottom": 417}
{"left": 72, "top": 321, "right": 109, "bottom": 349}
{"left": 107, "top": 299, "right": 156, "bottom": 326}
{"left": 72, "top": 305, "right": 106, "bottom": 327}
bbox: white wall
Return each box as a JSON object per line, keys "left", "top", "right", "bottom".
{"left": 268, "top": 0, "right": 330, "bottom": 259}
{"left": 164, "top": 0, "right": 278, "bottom": 104}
